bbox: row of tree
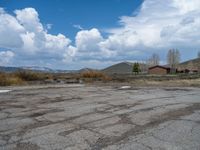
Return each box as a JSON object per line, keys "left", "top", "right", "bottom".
{"left": 148, "top": 50, "right": 200, "bottom": 68}
{"left": 147, "top": 49, "right": 181, "bottom": 69}
{"left": 132, "top": 49, "right": 200, "bottom": 74}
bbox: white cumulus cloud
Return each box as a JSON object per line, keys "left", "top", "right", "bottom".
{"left": 0, "top": 7, "right": 71, "bottom": 63}
{"left": 105, "top": 0, "right": 200, "bottom": 53}
{"left": 0, "top": 0, "right": 200, "bottom": 69}
{"left": 75, "top": 28, "right": 103, "bottom": 52}
{"left": 0, "top": 9, "right": 24, "bottom": 48}
{"left": 67, "top": 0, "right": 200, "bottom": 66}
{"left": 0, "top": 51, "right": 15, "bottom": 65}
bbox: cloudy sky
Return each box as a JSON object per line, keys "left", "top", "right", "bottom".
{"left": 0, "top": 0, "right": 200, "bottom": 69}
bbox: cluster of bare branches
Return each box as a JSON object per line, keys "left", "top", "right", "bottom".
{"left": 146, "top": 49, "right": 181, "bottom": 69}
{"left": 167, "top": 49, "right": 180, "bottom": 69}
{"left": 147, "top": 53, "right": 160, "bottom": 67}
{"left": 198, "top": 51, "right": 200, "bottom": 58}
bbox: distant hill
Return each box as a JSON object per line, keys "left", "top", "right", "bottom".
{"left": 178, "top": 58, "right": 200, "bottom": 70}
{"left": 22, "top": 66, "right": 54, "bottom": 72}
{"left": 102, "top": 58, "right": 200, "bottom": 74}
{"left": 102, "top": 62, "right": 133, "bottom": 74}
{"left": 0, "top": 66, "right": 57, "bottom": 73}
{"left": 0, "top": 66, "right": 97, "bottom": 73}
{"left": 102, "top": 62, "right": 148, "bottom": 74}
{"left": 2, "top": 58, "right": 199, "bottom": 74}
{"left": 78, "top": 68, "right": 98, "bottom": 73}
{"left": 0, "top": 66, "right": 22, "bottom": 72}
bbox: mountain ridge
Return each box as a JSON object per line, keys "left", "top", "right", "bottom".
{"left": 1, "top": 58, "right": 199, "bottom": 73}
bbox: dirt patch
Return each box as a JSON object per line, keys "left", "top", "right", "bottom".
{"left": 28, "top": 112, "right": 46, "bottom": 117}
{"left": 39, "top": 96, "right": 83, "bottom": 104}
{"left": 15, "top": 93, "right": 37, "bottom": 97}
{"left": 14, "top": 142, "right": 40, "bottom": 150}
{"left": 97, "top": 101, "right": 108, "bottom": 104}
{"left": 0, "top": 100, "right": 26, "bottom": 110}
{"left": 0, "top": 100, "right": 17, "bottom": 104}
{"left": 18, "top": 120, "right": 52, "bottom": 137}
{"left": 28, "top": 109, "right": 64, "bottom": 118}
{"left": 58, "top": 128, "right": 79, "bottom": 136}
{"left": 163, "top": 88, "right": 193, "bottom": 91}
{"left": 91, "top": 136, "right": 113, "bottom": 150}
{"left": 95, "top": 103, "right": 141, "bottom": 114}
{"left": 117, "top": 114, "right": 133, "bottom": 124}
{"left": 0, "top": 104, "right": 26, "bottom": 109}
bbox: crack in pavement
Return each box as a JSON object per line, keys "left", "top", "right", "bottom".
{"left": 90, "top": 103, "right": 200, "bottom": 149}
{"left": 1, "top": 86, "right": 200, "bottom": 150}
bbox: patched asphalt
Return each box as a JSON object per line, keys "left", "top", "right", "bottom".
{"left": 0, "top": 84, "right": 200, "bottom": 150}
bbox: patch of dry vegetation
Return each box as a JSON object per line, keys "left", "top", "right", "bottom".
{"left": 0, "top": 71, "right": 53, "bottom": 86}
{"left": 1, "top": 70, "right": 199, "bottom": 87}
{"left": 95, "top": 74, "right": 200, "bottom": 87}
{"left": 81, "top": 71, "right": 112, "bottom": 82}
{"left": 125, "top": 77, "right": 200, "bottom": 87}
{"left": 0, "top": 72, "right": 23, "bottom": 86}
{"left": 81, "top": 71, "right": 105, "bottom": 78}
{"left": 14, "top": 71, "right": 49, "bottom": 81}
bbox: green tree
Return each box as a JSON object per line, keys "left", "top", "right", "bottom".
{"left": 132, "top": 62, "right": 141, "bottom": 75}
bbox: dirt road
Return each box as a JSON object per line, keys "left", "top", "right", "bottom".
{"left": 0, "top": 84, "right": 200, "bottom": 150}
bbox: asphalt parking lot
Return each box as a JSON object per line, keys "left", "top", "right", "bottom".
{"left": 0, "top": 84, "right": 200, "bottom": 150}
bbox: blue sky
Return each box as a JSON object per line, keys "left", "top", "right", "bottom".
{"left": 1, "top": 0, "right": 143, "bottom": 38}
{"left": 0, "top": 0, "right": 200, "bottom": 69}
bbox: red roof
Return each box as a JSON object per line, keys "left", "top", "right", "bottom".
{"left": 149, "top": 65, "right": 170, "bottom": 70}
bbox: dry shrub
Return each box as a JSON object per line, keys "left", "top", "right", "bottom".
{"left": 6, "top": 76, "right": 24, "bottom": 85}
{"left": 0, "top": 71, "right": 53, "bottom": 86}
{"left": 102, "top": 75, "right": 112, "bottom": 82}
{"left": 14, "top": 71, "right": 47, "bottom": 81}
{"left": 0, "top": 72, "right": 23, "bottom": 86}
{"left": 81, "top": 71, "right": 105, "bottom": 78}
{"left": 0, "top": 73, "right": 8, "bottom": 86}
{"left": 81, "top": 71, "right": 112, "bottom": 81}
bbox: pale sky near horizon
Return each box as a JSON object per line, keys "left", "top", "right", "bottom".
{"left": 0, "top": 0, "right": 200, "bottom": 69}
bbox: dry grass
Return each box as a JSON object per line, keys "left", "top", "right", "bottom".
{"left": 14, "top": 71, "right": 49, "bottom": 81}
{"left": 81, "top": 71, "right": 112, "bottom": 82}
{"left": 0, "top": 71, "right": 53, "bottom": 86}
{"left": 1, "top": 70, "right": 199, "bottom": 87}
{"left": 81, "top": 71, "right": 105, "bottom": 78}
{"left": 128, "top": 78, "right": 200, "bottom": 87}
{"left": 0, "top": 73, "right": 23, "bottom": 86}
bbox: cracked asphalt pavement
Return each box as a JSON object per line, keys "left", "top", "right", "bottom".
{"left": 0, "top": 84, "right": 200, "bottom": 150}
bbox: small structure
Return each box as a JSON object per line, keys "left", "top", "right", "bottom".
{"left": 177, "top": 67, "right": 198, "bottom": 74}
{"left": 148, "top": 65, "right": 171, "bottom": 75}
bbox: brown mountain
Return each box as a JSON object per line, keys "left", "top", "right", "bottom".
{"left": 178, "top": 58, "right": 200, "bottom": 71}
{"left": 102, "top": 62, "right": 148, "bottom": 74}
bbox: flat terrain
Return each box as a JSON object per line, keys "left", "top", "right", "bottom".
{"left": 0, "top": 84, "right": 200, "bottom": 150}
